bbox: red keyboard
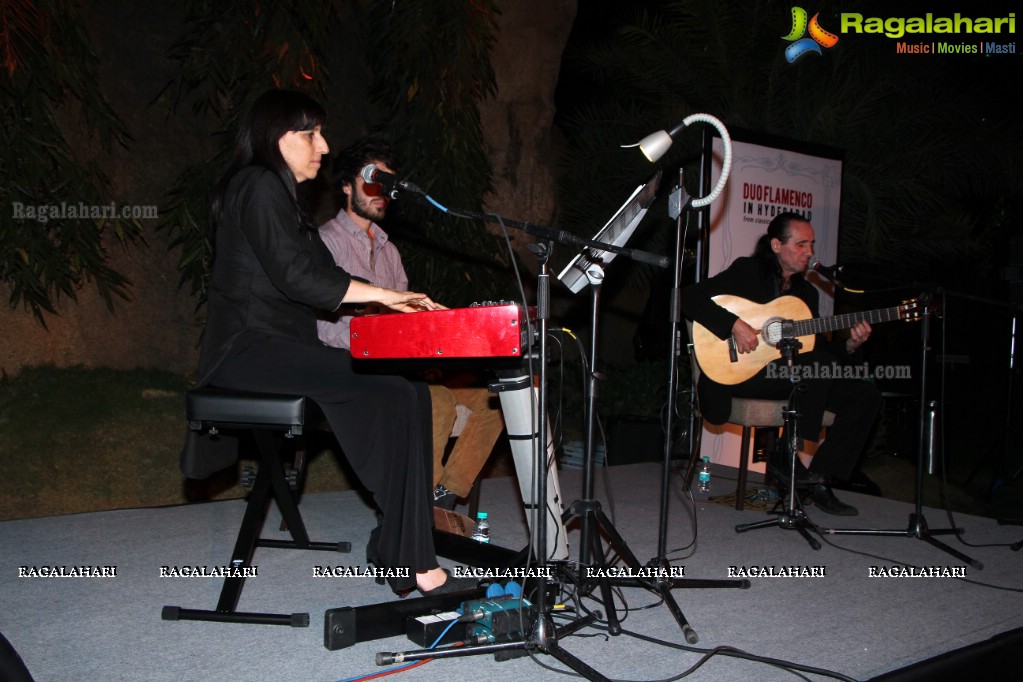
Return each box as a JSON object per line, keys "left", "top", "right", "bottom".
{"left": 350, "top": 303, "right": 532, "bottom": 359}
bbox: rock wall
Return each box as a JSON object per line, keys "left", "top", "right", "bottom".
{"left": 482, "top": 0, "right": 578, "bottom": 230}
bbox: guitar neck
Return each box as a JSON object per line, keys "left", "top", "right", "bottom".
{"left": 791, "top": 306, "right": 904, "bottom": 338}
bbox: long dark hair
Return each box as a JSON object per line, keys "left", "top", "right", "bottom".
{"left": 752, "top": 211, "right": 807, "bottom": 283}
{"left": 211, "top": 89, "right": 326, "bottom": 230}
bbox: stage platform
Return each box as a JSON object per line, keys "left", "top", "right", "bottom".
{"left": 1, "top": 462, "right": 1021, "bottom": 681}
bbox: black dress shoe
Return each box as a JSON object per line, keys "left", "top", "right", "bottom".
{"left": 366, "top": 523, "right": 385, "bottom": 585}
{"left": 830, "top": 471, "right": 882, "bottom": 497}
{"left": 807, "top": 483, "right": 858, "bottom": 516}
{"left": 768, "top": 453, "right": 824, "bottom": 490}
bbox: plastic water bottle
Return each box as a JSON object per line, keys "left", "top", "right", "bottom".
{"left": 471, "top": 511, "right": 490, "bottom": 543}
{"left": 697, "top": 457, "right": 712, "bottom": 493}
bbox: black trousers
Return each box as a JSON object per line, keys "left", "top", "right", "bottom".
{"left": 729, "top": 349, "right": 881, "bottom": 480}
{"left": 209, "top": 333, "right": 435, "bottom": 592}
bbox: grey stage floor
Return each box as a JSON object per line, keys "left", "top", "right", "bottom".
{"left": 1, "top": 462, "right": 1022, "bottom": 682}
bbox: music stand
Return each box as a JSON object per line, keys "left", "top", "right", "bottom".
{"left": 557, "top": 172, "right": 747, "bottom": 644}
{"left": 370, "top": 182, "right": 672, "bottom": 681}
{"left": 558, "top": 173, "right": 662, "bottom": 294}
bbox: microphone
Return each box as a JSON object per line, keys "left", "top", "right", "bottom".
{"left": 809, "top": 257, "right": 843, "bottom": 281}
{"left": 359, "top": 164, "right": 420, "bottom": 197}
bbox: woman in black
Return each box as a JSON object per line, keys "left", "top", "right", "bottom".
{"left": 190, "top": 89, "right": 454, "bottom": 594}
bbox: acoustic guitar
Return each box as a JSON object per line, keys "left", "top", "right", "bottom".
{"left": 691, "top": 295, "right": 923, "bottom": 385}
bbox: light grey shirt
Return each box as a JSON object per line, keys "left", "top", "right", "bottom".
{"left": 317, "top": 210, "right": 408, "bottom": 350}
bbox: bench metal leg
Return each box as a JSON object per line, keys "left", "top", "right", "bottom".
{"left": 164, "top": 428, "right": 350, "bottom": 627}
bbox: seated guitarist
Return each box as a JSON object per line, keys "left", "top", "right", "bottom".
{"left": 682, "top": 211, "right": 880, "bottom": 515}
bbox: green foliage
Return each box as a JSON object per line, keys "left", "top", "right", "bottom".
{"left": 366, "top": 0, "right": 511, "bottom": 305}
{"left": 0, "top": 0, "right": 142, "bottom": 325}
{"left": 158, "top": 0, "right": 341, "bottom": 304}
{"left": 557, "top": 0, "right": 1023, "bottom": 282}
{"left": 160, "top": 0, "right": 508, "bottom": 309}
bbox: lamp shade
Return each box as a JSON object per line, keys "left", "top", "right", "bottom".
{"left": 637, "top": 130, "right": 674, "bottom": 162}
{"left": 626, "top": 113, "right": 732, "bottom": 209}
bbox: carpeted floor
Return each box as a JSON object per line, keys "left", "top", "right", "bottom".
{"left": 2, "top": 462, "right": 1021, "bottom": 682}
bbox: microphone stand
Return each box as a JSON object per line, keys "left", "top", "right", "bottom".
{"left": 555, "top": 172, "right": 747, "bottom": 646}
{"left": 920, "top": 289, "right": 1022, "bottom": 550}
{"left": 375, "top": 188, "right": 744, "bottom": 678}
{"left": 734, "top": 337, "right": 823, "bottom": 549}
{"left": 645, "top": 174, "right": 750, "bottom": 644}
{"left": 820, "top": 288, "right": 982, "bottom": 569}
{"left": 374, "top": 197, "right": 671, "bottom": 681}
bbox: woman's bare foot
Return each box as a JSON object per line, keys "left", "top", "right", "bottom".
{"left": 415, "top": 567, "right": 448, "bottom": 592}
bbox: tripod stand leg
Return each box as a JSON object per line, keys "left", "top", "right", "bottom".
{"left": 573, "top": 505, "right": 738, "bottom": 644}
{"left": 825, "top": 391, "right": 984, "bottom": 569}
{"left": 545, "top": 641, "right": 611, "bottom": 682}
{"left": 584, "top": 519, "right": 623, "bottom": 636}
{"left": 735, "top": 517, "right": 783, "bottom": 533}
{"left": 736, "top": 511, "right": 821, "bottom": 550}
{"left": 376, "top": 611, "right": 613, "bottom": 681}
{"left": 794, "top": 523, "right": 822, "bottom": 550}
{"left": 653, "top": 580, "right": 698, "bottom": 644}
{"left": 919, "top": 533, "right": 984, "bottom": 569}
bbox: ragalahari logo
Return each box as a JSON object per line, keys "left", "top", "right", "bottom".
{"left": 782, "top": 7, "right": 839, "bottom": 63}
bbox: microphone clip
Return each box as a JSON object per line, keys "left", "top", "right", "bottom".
{"left": 809, "top": 258, "right": 844, "bottom": 288}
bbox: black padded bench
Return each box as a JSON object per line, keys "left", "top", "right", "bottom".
{"left": 162, "top": 387, "right": 350, "bottom": 627}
